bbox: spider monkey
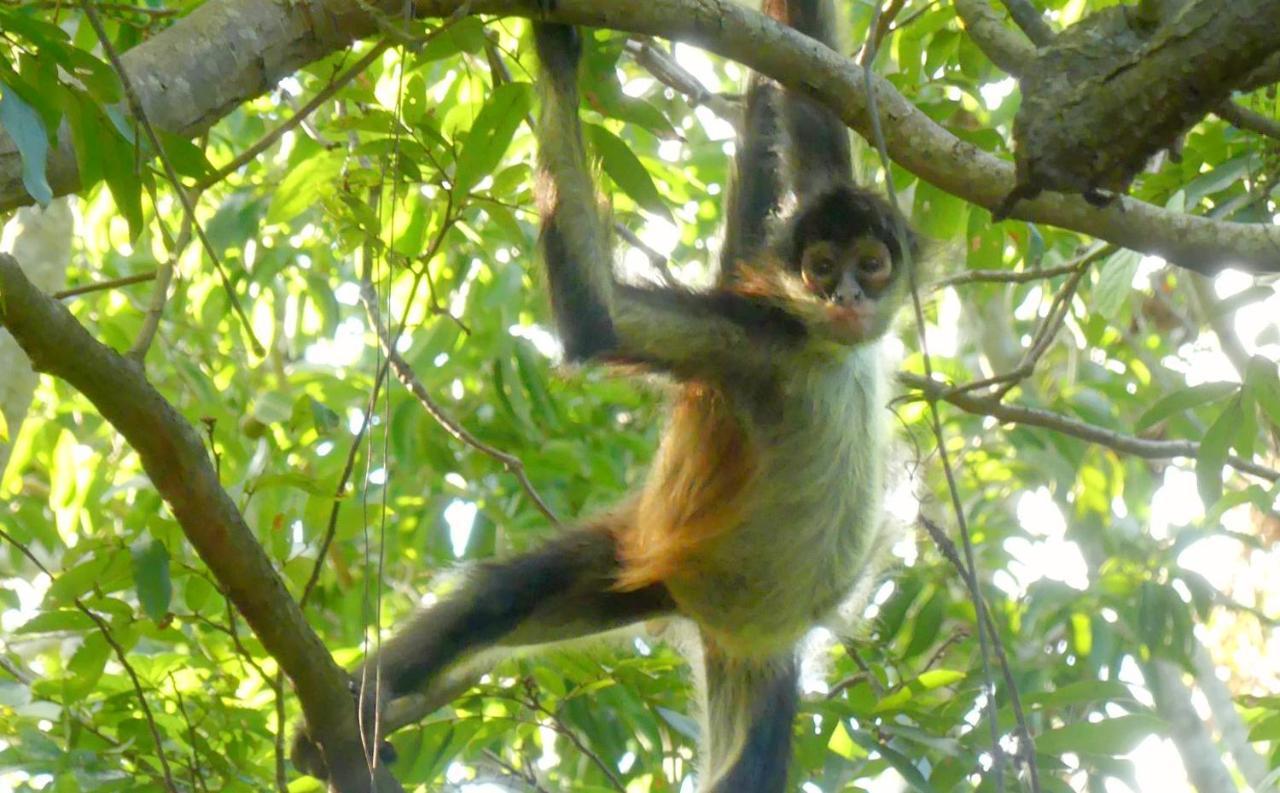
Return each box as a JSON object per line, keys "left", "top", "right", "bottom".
{"left": 293, "top": 1, "right": 918, "bottom": 789}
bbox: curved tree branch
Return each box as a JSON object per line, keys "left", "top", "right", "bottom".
{"left": 996, "top": 0, "right": 1054, "bottom": 46}
{"left": 2, "top": 0, "right": 1277, "bottom": 274}
{"left": 0, "top": 253, "right": 401, "bottom": 793}
{"left": 954, "top": 0, "right": 1035, "bottom": 75}
{"left": 900, "top": 371, "right": 1280, "bottom": 483}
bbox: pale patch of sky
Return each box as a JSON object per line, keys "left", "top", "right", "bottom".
{"left": 444, "top": 499, "right": 478, "bottom": 558}
{"left": 979, "top": 77, "right": 1016, "bottom": 110}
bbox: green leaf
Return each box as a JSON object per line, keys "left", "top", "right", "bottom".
{"left": 1036, "top": 714, "right": 1164, "bottom": 756}
{"left": 48, "top": 554, "right": 114, "bottom": 604}
{"left": 65, "top": 632, "right": 109, "bottom": 700}
{"left": 131, "top": 539, "right": 172, "bottom": 623}
{"left": 309, "top": 397, "right": 341, "bottom": 434}
{"left": 915, "top": 669, "right": 965, "bottom": 690}
{"left": 1093, "top": 249, "right": 1140, "bottom": 321}
{"left": 1247, "top": 712, "right": 1280, "bottom": 742}
{"left": 904, "top": 589, "right": 945, "bottom": 658}
{"left": 850, "top": 729, "right": 938, "bottom": 792}
{"left": 0, "top": 409, "right": 9, "bottom": 443}
{"left": 415, "top": 17, "right": 487, "bottom": 63}
{"left": 16, "top": 609, "right": 95, "bottom": 634}
{"left": 913, "top": 181, "right": 969, "bottom": 241}
{"left": 252, "top": 391, "right": 294, "bottom": 425}
{"left": 587, "top": 123, "right": 672, "bottom": 220}
{"left": 1246, "top": 355, "right": 1280, "bottom": 429}
{"left": 827, "top": 721, "right": 864, "bottom": 760}
{"left": 1197, "top": 398, "right": 1240, "bottom": 508}
{"left": 267, "top": 151, "right": 343, "bottom": 225}
{"left": 1135, "top": 381, "right": 1237, "bottom": 431}
{"left": 0, "top": 85, "right": 53, "bottom": 205}
{"left": 1023, "top": 680, "right": 1133, "bottom": 709}
{"left": 183, "top": 574, "right": 217, "bottom": 613}
{"left": 877, "top": 575, "right": 922, "bottom": 640}
{"left": 157, "top": 130, "right": 213, "bottom": 180}
{"left": 454, "top": 82, "right": 532, "bottom": 195}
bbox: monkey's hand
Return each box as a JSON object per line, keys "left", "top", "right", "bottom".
{"left": 290, "top": 676, "right": 397, "bottom": 781}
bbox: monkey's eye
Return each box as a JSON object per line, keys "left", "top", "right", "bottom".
{"left": 858, "top": 257, "right": 889, "bottom": 276}
{"left": 802, "top": 247, "right": 837, "bottom": 279}
{"left": 809, "top": 257, "right": 835, "bottom": 276}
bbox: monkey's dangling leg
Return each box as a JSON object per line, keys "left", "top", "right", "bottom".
{"left": 699, "top": 641, "right": 799, "bottom": 793}
{"left": 370, "top": 525, "right": 675, "bottom": 699}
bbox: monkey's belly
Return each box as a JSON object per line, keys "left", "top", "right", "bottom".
{"left": 667, "top": 498, "right": 887, "bottom": 657}
{"left": 665, "top": 344, "right": 892, "bottom": 656}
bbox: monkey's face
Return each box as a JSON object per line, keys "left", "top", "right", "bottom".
{"left": 799, "top": 235, "right": 897, "bottom": 343}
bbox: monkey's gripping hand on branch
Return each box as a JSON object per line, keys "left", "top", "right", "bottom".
{"left": 290, "top": 675, "right": 395, "bottom": 781}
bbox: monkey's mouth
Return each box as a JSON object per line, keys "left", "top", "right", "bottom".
{"left": 824, "top": 300, "right": 876, "bottom": 342}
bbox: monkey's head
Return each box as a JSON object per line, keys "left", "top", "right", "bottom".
{"left": 773, "top": 183, "right": 919, "bottom": 345}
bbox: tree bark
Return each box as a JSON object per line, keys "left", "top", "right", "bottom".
{"left": 0, "top": 0, "right": 1277, "bottom": 273}
{"left": 1146, "top": 659, "right": 1238, "bottom": 793}
{"left": 1013, "top": 0, "right": 1280, "bottom": 199}
{"left": 0, "top": 253, "right": 402, "bottom": 793}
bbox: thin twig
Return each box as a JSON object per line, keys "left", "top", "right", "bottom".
{"left": 0, "top": 650, "right": 172, "bottom": 785}
{"left": 945, "top": 252, "right": 1095, "bottom": 401}
{"left": 900, "top": 371, "right": 1280, "bottom": 482}
{"left": 517, "top": 682, "right": 625, "bottom": 792}
{"left": 78, "top": 0, "right": 264, "bottom": 356}
{"left": 482, "top": 749, "right": 552, "bottom": 793}
{"left": 842, "top": 643, "right": 885, "bottom": 697}
{"left": 919, "top": 516, "right": 1038, "bottom": 784}
{"left": 53, "top": 271, "right": 155, "bottom": 299}
{"left": 358, "top": 278, "right": 562, "bottom": 528}
{"left": 624, "top": 37, "right": 740, "bottom": 126}
{"left": 613, "top": 222, "right": 673, "bottom": 282}
{"left": 196, "top": 41, "right": 391, "bottom": 191}
{"left": 0, "top": 527, "right": 179, "bottom": 793}
{"left": 300, "top": 354, "right": 391, "bottom": 610}
{"left": 80, "top": 607, "right": 180, "bottom": 792}
{"left": 858, "top": 4, "right": 1023, "bottom": 788}
{"left": 921, "top": 628, "right": 971, "bottom": 673}
{"left": 867, "top": 0, "right": 908, "bottom": 54}
{"left": 129, "top": 189, "right": 194, "bottom": 361}
{"left": 934, "top": 259, "right": 1085, "bottom": 288}
{"left": 168, "top": 672, "right": 211, "bottom": 793}
{"left": 300, "top": 191, "right": 457, "bottom": 609}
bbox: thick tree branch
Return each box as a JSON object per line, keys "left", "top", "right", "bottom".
{"left": 996, "top": 0, "right": 1053, "bottom": 46}
{"left": 0, "top": 253, "right": 401, "bottom": 793}
{"left": 1009, "top": 1, "right": 1280, "bottom": 204}
{"left": 2, "top": 0, "right": 1277, "bottom": 273}
{"left": 954, "top": 0, "right": 1035, "bottom": 75}
{"left": 1214, "top": 100, "right": 1280, "bottom": 142}
{"left": 959, "top": 0, "right": 1280, "bottom": 163}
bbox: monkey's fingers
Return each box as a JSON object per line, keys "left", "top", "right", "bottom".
{"left": 289, "top": 725, "right": 331, "bottom": 781}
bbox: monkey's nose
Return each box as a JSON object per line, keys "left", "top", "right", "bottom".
{"left": 834, "top": 274, "right": 863, "bottom": 306}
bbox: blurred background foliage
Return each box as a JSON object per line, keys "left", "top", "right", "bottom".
{"left": 0, "top": 0, "right": 1278, "bottom": 791}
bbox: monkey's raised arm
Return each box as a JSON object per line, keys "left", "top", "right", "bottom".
{"left": 771, "top": 0, "right": 854, "bottom": 197}
{"left": 534, "top": 24, "right": 803, "bottom": 381}
{"left": 719, "top": 73, "right": 785, "bottom": 280}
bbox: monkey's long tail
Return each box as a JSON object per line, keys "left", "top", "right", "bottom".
{"left": 697, "top": 638, "right": 799, "bottom": 792}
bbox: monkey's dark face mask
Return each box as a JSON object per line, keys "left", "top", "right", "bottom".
{"left": 799, "top": 237, "right": 896, "bottom": 343}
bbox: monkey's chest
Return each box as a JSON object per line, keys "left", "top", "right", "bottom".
{"left": 664, "top": 359, "right": 889, "bottom": 656}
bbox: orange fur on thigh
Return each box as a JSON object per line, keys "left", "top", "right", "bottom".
{"left": 614, "top": 384, "right": 759, "bottom": 590}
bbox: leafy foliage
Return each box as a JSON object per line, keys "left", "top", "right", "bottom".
{"left": 1, "top": 1, "right": 1278, "bottom": 791}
